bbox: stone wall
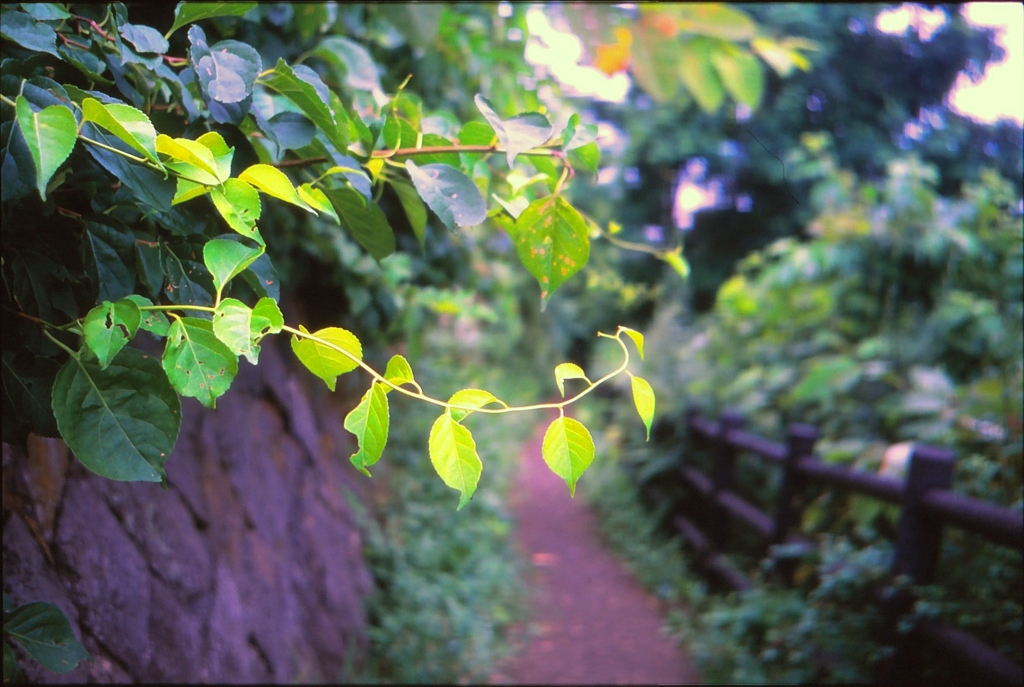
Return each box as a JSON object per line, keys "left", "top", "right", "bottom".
{"left": 2, "top": 336, "right": 373, "bottom": 682}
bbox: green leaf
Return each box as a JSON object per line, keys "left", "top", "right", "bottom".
{"left": 82, "top": 299, "right": 142, "bottom": 369}
{"left": 210, "top": 178, "right": 263, "bottom": 244}
{"left": 568, "top": 142, "right": 600, "bottom": 176}
{"left": 541, "top": 416, "right": 595, "bottom": 497}
{"left": 2, "top": 602, "right": 89, "bottom": 674}
{"left": 167, "top": 2, "right": 258, "bottom": 38}
{"left": 629, "top": 22, "right": 680, "bottom": 104}
{"left": 679, "top": 37, "right": 726, "bottom": 113}
{"left": 321, "top": 187, "right": 395, "bottom": 261}
{"left": 15, "top": 97, "right": 76, "bottom": 201}
{"left": 4, "top": 637, "right": 21, "bottom": 684}
{"left": 711, "top": 47, "right": 763, "bottom": 110}
{"left": 124, "top": 295, "right": 171, "bottom": 337}
{"left": 383, "top": 354, "right": 416, "bottom": 391}
{"left": 665, "top": 4, "right": 757, "bottom": 41}
{"left": 82, "top": 216, "right": 136, "bottom": 302}
{"left": 2, "top": 351, "right": 60, "bottom": 439}
{"left": 447, "top": 388, "right": 506, "bottom": 422}
{"left": 194, "top": 131, "right": 235, "bottom": 181}
{"left": 290, "top": 325, "right": 362, "bottom": 392}
{"left": 297, "top": 183, "right": 340, "bottom": 223}
{"left": 344, "top": 382, "right": 389, "bottom": 476}
{"left": 457, "top": 120, "right": 496, "bottom": 165}
{"left": 474, "top": 95, "right": 552, "bottom": 168}
{"left": 203, "top": 237, "right": 263, "bottom": 296}
{"left": 212, "top": 298, "right": 256, "bottom": 364}
{"left": 120, "top": 22, "right": 169, "bottom": 54}
{"left": 512, "top": 196, "right": 590, "bottom": 309}
{"left": 0, "top": 7, "right": 60, "bottom": 58}
{"left": 311, "top": 36, "right": 381, "bottom": 91}
{"left": 162, "top": 317, "right": 238, "bottom": 409}
{"left": 258, "top": 59, "right": 348, "bottom": 155}
{"left": 405, "top": 161, "right": 487, "bottom": 230}
{"left": 52, "top": 347, "right": 180, "bottom": 482}
{"left": 251, "top": 297, "right": 283, "bottom": 333}
{"left": 620, "top": 327, "right": 645, "bottom": 360}
{"left": 630, "top": 375, "right": 656, "bottom": 440}
{"left": 428, "top": 410, "right": 482, "bottom": 510}
{"left": 554, "top": 362, "right": 590, "bottom": 397}
{"left": 662, "top": 248, "right": 690, "bottom": 279}
{"left": 389, "top": 178, "right": 427, "bottom": 248}
{"left": 81, "top": 98, "right": 164, "bottom": 169}
{"left": 238, "top": 163, "right": 313, "bottom": 212}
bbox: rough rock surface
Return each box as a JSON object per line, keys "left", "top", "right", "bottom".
{"left": 2, "top": 337, "right": 373, "bottom": 683}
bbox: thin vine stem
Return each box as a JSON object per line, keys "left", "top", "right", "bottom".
{"left": 280, "top": 324, "right": 631, "bottom": 416}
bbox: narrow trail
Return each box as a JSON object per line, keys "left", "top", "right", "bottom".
{"left": 491, "top": 418, "right": 699, "bottom": 685}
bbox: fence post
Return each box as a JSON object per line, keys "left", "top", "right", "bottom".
{"left": 879, "top": 443, "right": 956, "bottom": 685}
{"left": 708, "top": 409, "right": 745, "bottom": 549}
{"left": 772, "top": 423, "right": 819, "bottom": 584}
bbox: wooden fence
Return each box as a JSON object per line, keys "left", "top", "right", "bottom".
{"left": 645, "top": 407, "right": 1022, "bottom": 686}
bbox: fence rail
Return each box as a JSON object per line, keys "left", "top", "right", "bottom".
{"left": 658, "top": 407, "right": 1023, "bottom": 686}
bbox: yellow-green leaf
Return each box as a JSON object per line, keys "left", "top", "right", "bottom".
{"left": 81, "top": 98, "right": 163, "bottom": 169}
{"left": 82, "top": 299, "right": 141, "bottom": 369}
{"left": 238, "top": 163, "right": 314, "bottom": 212}
{"left": 620, "top": 326, "right": 645, "bottom": 360}
{"left": 512, "top": 195, "right": 590, "bottom": 309}
{"left": 290, "top": 325, "right": 362, "bottom": 392}
{"left": 162, "top": 317, "right": 238, "bottom": 409}
{"left": 428, "top": 410, "right": 482, "bottom": 510}
{"left": 447, "top": 388, "right": 506, "bottom": 422}
{"left": 553, "top": 362, "right": 590, "bottom": 397}
{"left": 156, "top": 134, "right": 223, "bottom": 184}
{"left": 344, "top": 382, "right": 389, "bottom": 476}
{"left": 297, "top": 183, "right": 339, "bottom": 223}
{"left": 630, "top": 375, "right": 655, "bottom": 440}
{"left": 541, "top": 416, "right": 595, "bottom": 497}
{"left": 383, "top": 355, "right": 417, "bottom": 392}
{"left": 15, "top": 96, "right": 77, "bottom": 201}
{"left": 210, "top": 178, "right": 263, "bottom": 244}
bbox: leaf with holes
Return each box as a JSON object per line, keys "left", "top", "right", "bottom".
{"left": 290, "top": 325, "right": 362, "bottom": 392}
{"left": 82, "top": 299, "right": 142, "bottom": 369}
{"left": 541, "top": 416, "right": 595, "bottom": 497}
{"left": 211, "top": 178, "right": 263, "bottom": 244}
{"left": 15, "top": 97, "right": 76, "bottom": 201}
{"left": 630, "top": 375, "right": 655, "bottom": 440}
{"left": 447, "top": 388, "right": 506, "bottom": 422}
{"left": 473, "top": 95, "right": 552, "bottom": 168}
{"left": 344, "top": 382, "right": 389, "bottom": 476}
{"left": 2, "top": 602, "right": 89, "bottom": 673}
{"left": 210, "top": 297, "right": 280, "bottom": 365}
{"left": 203, "top": 237, "right": 263, "bottom": 296}
{"left": 124, "top": 295, "right": 170, "bottom": 337}
{"left": 554, "top": 362, "right": 590, "bottom": 397}
{"left": 52, "top": 347, "right": 180, "bottom": 482}
{"left": 406, "top": 161, "right": 486, "bottom": 231}
{"left": 512, "top": 196, "right": 589, "bottom": 309}
{"left": 429, "top": 410, "right": 482, "bottom": 510}
{"left": 162, "top": 317, "right": 238, "bottom": 409}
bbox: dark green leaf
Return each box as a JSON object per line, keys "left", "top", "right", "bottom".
{"left": 1, "top": 119, "right": 35, "bottom": 203}
{"left": 52, "top": 347, "right": 180, "bottom": 482}
{"left": 405, "top": 161, "right": 487, "bottom": 230}
{"left": 258, "top": 58, "right": 348, "bottom": 155}
{"left": 388, "top": 178, "right": 427, "bottom": 248}
{"left": 167, "top": 1, "right": 258, "bottom": 38}
{"left": 2, "top": 351, "right": 60, "bottom": 438}
{"left": 120, "top": 23, "right": 169, "bottom": 54}
{"left": 159, "top": 241, "right": 214, "bottom": 306}
{"left": 0, "top": 8, "right": 59, "bottom": 58}
{"left": 82, "top": 216, "right": 137, "bottom": 303}
{"left": 240, "top": 251, "right": 280, "bottom": 301}
{"left": 322, "top": 187, "right": 396, "bottom": 261}
{"left": 162, "top": 317, "right": 238, "bottom": 408}
{"left": 81, "top": 123, "right": 175, "bottom": 212}
{"left": 2, "top": 602, "right": 89, "bottom": 674}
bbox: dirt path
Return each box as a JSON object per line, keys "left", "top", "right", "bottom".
{"left": 491, "top": 419, "right": 699, "bottom": 685}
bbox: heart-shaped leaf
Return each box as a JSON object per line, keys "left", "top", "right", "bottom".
{"left": 203, "top": 237, "right": 263, "bottom": 297}
{"left": 541, "top": 416, "right": 595, "bottom": 497}
{"left": 15, "top": 97, "right": 77, "bottom": 200}
{"left": 53, "top": 347, "right": 180, "bottom": 482}
{"left": 512, "top": 196, "right": 590, "bottom": 309}
{"left": 210, "top": 178, "right": 263, "bottom": 244}
{"left": 428, "top": 410, "right": 482, "bottom": 510}
{"left": 162, "top": 317, "right": 238, "bottom": 408}
{"left": 290, "top": 325, "right": 362, "bottom": 392}
{"left": 82, "top": 299, "right": 141, "bottom": 369}
{"left": 81, "top": 98, "right": 163, "bottom": 168}
{"left": 383, "top": 354, "right": 417, "bottom": 391}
